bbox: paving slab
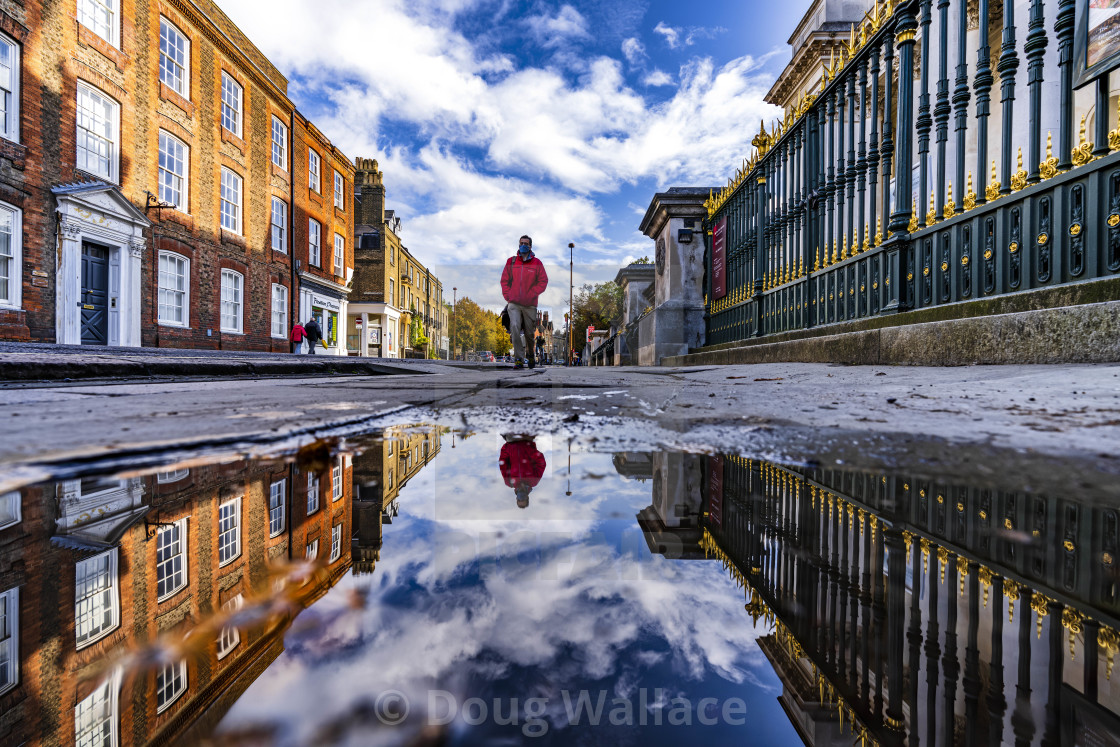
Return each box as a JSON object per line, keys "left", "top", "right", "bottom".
{"left": 3, "top": 362, "right": 1120, "bottom": 503}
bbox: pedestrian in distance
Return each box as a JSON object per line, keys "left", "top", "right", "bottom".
{"left": 500, "top": 235, "right": 548, "bottom": 370}
{"left": 289, "top": 321, "right": 307, "bottom": 354}
{"left": 304, "top": 318, "right": 324, "bottom": 355}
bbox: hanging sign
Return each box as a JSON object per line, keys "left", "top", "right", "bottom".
{"left": 1076, "top": 0, "right": 1120, "bottom": 86}
{"left": 712, "top": 216, "right": 727, "bottom": 300}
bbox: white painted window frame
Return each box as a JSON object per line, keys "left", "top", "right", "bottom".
{"left": 158, "top": 17, "right": 190, "bottom": 98}
{"left": 155, "top": 518, "right": 188, "bottom": 602}
{"left": 220, "top": 72, "right": 242, "bottom": 137}
{"left": 219, "top": 269, "right": 243, "bottom": 334}
{"left": 0, "top": 201, "right": 22, "bottom": 310}
{"left": 157, "top": 251, "right": 189, "bottom": 328}
{"left": 75, "top": 548, "right": 119, "bottom": 648}
{"left": 76, "top": 81, "right": 119, "bottom": 182}
{"left": 271, "top": 283, "right": 287, "bottom": 339}
{"left": 217, "top": 496, "right": 241, "bottom": 567}
{"left": 157, "top": 130, "right": 189, "bottom": 212}
{"left": 269, "top": 479, "right": 285, "bottom": 537}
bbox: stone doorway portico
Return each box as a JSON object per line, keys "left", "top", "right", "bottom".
{"left": 52, "top": 182, "right": 149, "bottom": 347}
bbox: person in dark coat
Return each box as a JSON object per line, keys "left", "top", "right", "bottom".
{"left": 304, "top": 318, "right": 323, "bottom": 355}
{"left": 498, "top": 435, "right": 546, "bottom": 508}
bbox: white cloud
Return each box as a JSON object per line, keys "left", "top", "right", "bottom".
{"left": 525, "top": 4, "right": 591, "bottom": 47}
{"left": 653, "top": 21, "right": 681, "bottom": 49}
{"left": 642, "top": 69, "right": 674, "bottom": 87}
{"left": 218, "top": 0, "right": 779, "bottom": 280}
{"left": 621, "top": 37, "right": 646, "bottom": 65}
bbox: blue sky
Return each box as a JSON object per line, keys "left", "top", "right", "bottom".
{"left": 221, "top": 0, "right": 814, "bottom": 313}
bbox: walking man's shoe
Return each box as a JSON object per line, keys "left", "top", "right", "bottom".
{"left": 514, "top": 358, "right": 525, "bottom": 369}
{"left": 527, "top": 354, "right": 535, "bottom": 370}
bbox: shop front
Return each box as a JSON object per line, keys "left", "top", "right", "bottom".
{"left": 299, "top": 275, "right": 349, "bottom": 356}
{"left": 346, "top": 303, "right": 400, "bottom": 357}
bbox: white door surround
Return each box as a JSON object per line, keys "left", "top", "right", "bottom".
{"left": 53, "top": 183, "right": 150, "bottom": 347}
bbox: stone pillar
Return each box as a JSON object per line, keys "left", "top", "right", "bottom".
{"left": 56, "top": 219, "right": 82, "bottom": 345}
{"left": 637, "top": 188, "right": 712, "bottom": 365}
{"left": 360, "top": 312, "right": 369, "bottom": 357}
{"left": 123, "top": 239, "right": 145, "bottom": 347}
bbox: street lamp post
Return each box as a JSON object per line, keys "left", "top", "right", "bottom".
{"left": 568, "top": 242, "right": 574, "bottom": 366}
{"left": 452, "top": 286, "right": 457, "bottom": 361}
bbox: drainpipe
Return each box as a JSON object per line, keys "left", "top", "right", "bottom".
{"left": 289, "top": 115, "right": 297, "bottom": 348}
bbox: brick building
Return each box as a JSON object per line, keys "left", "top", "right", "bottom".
{"left": 0, "top": 452, "right": 353, "bottom": 745}
{"left": 0, "top": 0, "right": 353, "bottom": 351}
{"left": 292, "top": 112, "right": 354, "bottom": 355}
{"left": 349, "top": 158, "right": 446, "bottom": 358}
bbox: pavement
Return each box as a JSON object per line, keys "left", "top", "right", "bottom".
{"left": 3, "top": 349, "right": 1120, "bottom": 504}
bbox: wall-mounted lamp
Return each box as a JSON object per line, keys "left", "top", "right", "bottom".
{"left": 677, "top": 228, "right": 694, "bottom": 244}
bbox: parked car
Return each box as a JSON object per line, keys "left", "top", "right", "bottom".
{"left": 479, "top": 351, "right": 495, "bottom": 362}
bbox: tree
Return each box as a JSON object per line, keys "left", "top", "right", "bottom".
{"left": 451, "top": 297, "right": 512, "bottom": 356}
{"left": 409, "top": 312, "right": 429, "bottom": 349}
{"left": 571, "top": 281, "right": 623, "bottom": 345}
{"left": 630, "top": 256, "right": 651, "bottom": 264}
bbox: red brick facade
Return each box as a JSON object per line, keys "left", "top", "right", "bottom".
{"left": 0, "top": 0, "right": 353, "bottom": 350}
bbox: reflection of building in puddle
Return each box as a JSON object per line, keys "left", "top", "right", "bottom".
{"left": 696, "top": 455, "right": 1120, "bottom": 746}
{"left": 351, "top": 425, "right": 444, "bottom": 575}
{"left": 619, "top": 452, "right": 705, "bottom": 559}
{"left": 0, "top": 450, "right": 355, "bottom": 745}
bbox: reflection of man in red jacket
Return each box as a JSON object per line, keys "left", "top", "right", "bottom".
{"left": 499, "top": 435, "right": 546, "bottom": 508}
{"left": 500, "top": 235, "right": 549, "bottom": 370}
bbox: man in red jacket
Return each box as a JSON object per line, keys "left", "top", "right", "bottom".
{"left": 500, "top": 235, "right": 549, "bottom": 369}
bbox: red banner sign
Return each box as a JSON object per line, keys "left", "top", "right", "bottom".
{"left": 712, "top": 217, "right": 727, "bottom": 300}
{"left": 708, "top": 455, "right": 724, "bottom": 529}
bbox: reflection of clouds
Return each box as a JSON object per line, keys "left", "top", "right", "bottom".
{"left": 219, "top": 439, "right": 777, "bottom": 745}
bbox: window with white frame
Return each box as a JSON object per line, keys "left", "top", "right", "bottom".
{"left": 78, "top": 0, "right": 119, "bottom": 47}
{"left": 271, "top": 283, "right": 287, "bottom": 339}
{"left": 332, "top": 459, "right": 343, "bottom": 501}
{"left": 75, "top": 676, "right": 117, "bottom": 747}
{"left": 216, "top": 594, "right": 242, "bottom": 659}
{"left": 333, "top": 234, "right": 344, "bottom": 277}
{"left": 271, "top": 116, "right": 287, "bottom": 170}
{"left": 306, "top": 472, "right": 319, "bottom": 515}
{"left": 305, "top": 538, "right": 319, "bottom": 560}
{"left": 308, "top": 219, "right": 321, "bottom": 267}
{"left": 330, "top": 523, "right": 342, "bottom": 563}
{"left": 76, "top": 82, "right": 119, "bottom": 181}
{"left": 156, "top": 468, "right": 188, "bottom": 483}
{"left": 269, "top": 480, "right": 285, "bottom": 537}
{"left": 0, "top": 587, "right": 17, "bottom": 696}
{"left": 159, "top": 18, "right": 189, "bottom": 98}
{"left": 308, "top": 149, "right": 321, "bottom": 192}
{"left": 75, "top": 548, "right": 119, "bottom": 648}
{"left": 157, "top": 251, "right": 189, "bottom": 327}
{"left": 0, "top": 203, "right": 22, "bottom": 309}
{"left": 334, "top": 170, "right": 344, "bottom": 209}
{"left": 220, "top": 167, "right": 242, "bottom": 234}
{"left": 388, "top": 279, "right": 394, "bottom": 307}
{"left": 155, "top": 659, "right": 186, "bottom": 713}
{"left": 220, "top": 72, "right": 242, "bottom": 137}
{"left": 0, "top": 34, "right": 20, "bottom": 142}
{"left": 0, "top": 491, "right": 19, "bottom": 531}
{"left": 220, "top": 269, "right": 243, "bottom": 334}
{"left": 157, "top": 131, "right": 188, "bottom": 212}
{"left": 156, "top": 519, "right": 188, "bottom": 601}
{"left": 217, "top": 497, "right": 241, "bottom": 566}
{"left": 270, "top": 196, "right": 287, "bottom": 252}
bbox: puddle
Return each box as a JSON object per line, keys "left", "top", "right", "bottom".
{"left": 1, "top": 424, "right": 1117, "bottom": 745}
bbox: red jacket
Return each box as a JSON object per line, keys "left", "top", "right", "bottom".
{"left": 501, "top": 253, "right": 548, "bottom": 307}
{"left": 499, "top": 441, "right": 546, "bottom": 488}
{"left": 290, "top": 323, "right": 306, "bottom": 343}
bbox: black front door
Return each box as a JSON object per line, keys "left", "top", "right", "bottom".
{"left": 80, "top": 243, "right": 109, "bottom": 345}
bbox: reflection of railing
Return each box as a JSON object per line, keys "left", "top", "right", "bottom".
{"left": 704, "top": 0, "right": 1120, "bottom": 348}
{"left": 702, "top": 455, "right": 1120, "bottom": 744}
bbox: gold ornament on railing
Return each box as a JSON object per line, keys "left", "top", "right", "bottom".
{"left": 985, "top": 160, "right": 1001, "bottom": 202}
{"left": 907, "top": 211, "right": 918, "bottom": 234}
{"left": 957, "top": 556, "right": 970, "bottom": 595}
{"left": 1011, "top": 148, "right": 1028, "bottom": 192}
{"left": 944, "top": 182, "right": 956, "bottom": 218}
{"left": 963, "top": 171, "right": 977, "bottom": 211}
{"left": 938, "top": 546, "right": 949, "bottom": 584}
{"left": 831, "top": 239, "right": 838, "bottom": 265}
{"left": 1072, "top": 114, "right": 1095, "bottom": 167}
{"left": 841, "top": 234, "right": 848, "bottom": 260}
{"left": 1004, "top": 579, "right": 1021, "bottom": 623}
{"left": 920, "top": 538, "right": 931, "bottom": 575}
{"left": 814, "top": 251, "right": 821, "bottom": 272}
{"left": 978, "top": 565, "right": 993, "bottom": 607}
{"left": 1041, "top": 131, "right": 1059, "bottom": 180}
{"left": 1031, "top": 592, "right": 1051, "bottom": 638}
{"left": 1100, "top": 626, "right": 1120, "bottom": 680}
{"left": 1062, "top": 607, "right": 1084, "bottom": 660}
{"left": 926, "top": 192, "right": 936, "bottom": 226}
{"left": 873, "top": 217, "right": 882, "bottom": 246}
{"left": 862, "top": 223, "right": 870, "bottom": 252}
